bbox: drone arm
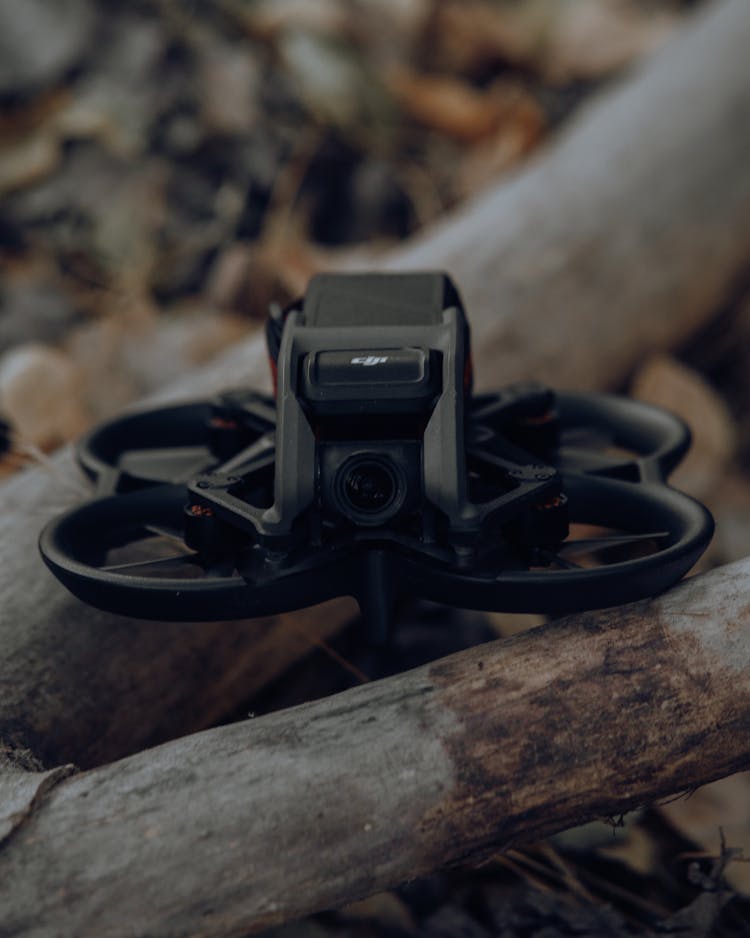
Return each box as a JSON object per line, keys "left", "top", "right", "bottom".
{"left": 2, "top": 558, "right": 749, "bottom": 935}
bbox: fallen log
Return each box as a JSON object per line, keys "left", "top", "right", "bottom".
{"left": 2, "top": 559, "right": 749, "bottom": 937}
{"left": 382, "top": 0, "right": 750, "bottom": 391}
{"left": 1, "top": 0, "right": 750, "bottom": 775}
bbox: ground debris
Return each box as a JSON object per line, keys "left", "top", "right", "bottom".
{"left": 3, "top": 3, "right": 749, "bottom": 937}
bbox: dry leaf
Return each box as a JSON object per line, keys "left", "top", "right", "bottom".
{"left": 485, "top": 611, "right": 546, "bottom": 639}
{"left": 68, "top": 308, "right": 250, "bottom": 419}
{"left": 339, "top": 892, "right": 416, "bottom": 932}
{"left": 429, "top": 0, "right": 680, "bottom": 84}
{"left": 659, "top": 773, "right": 750, "bottom": 896}
{"left": 428, "top": 0, "right": 548, "bottom": 75}
{"left": 0, "top": 129, "right": 60, "bottom": 196}
{"left": 197, "top": 44, "right": 261, "bottom": 136}
{"left": 237, "top": 0, "right": 350, "bottom": 42}
{"left": 279, "top": 30, "right": 393, "bottom": 130}
{"left": 0, "top": 343, "right": 88, "bottom": 449}
{"left": 457, "top": 82, "right": 546, "bottom": 196}
{"left": 388, "top": 69, "right": 537, "bottom": 144}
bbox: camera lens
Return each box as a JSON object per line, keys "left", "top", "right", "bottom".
{"left": 344, "top": 463, "right": 396, "bottom": 513}
{"left": 334, "top": 454, "right": 406, "bottom": 524}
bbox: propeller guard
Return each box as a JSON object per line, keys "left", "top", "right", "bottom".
{"left": 40, "top": 272, "right": 714, "bottom": 642}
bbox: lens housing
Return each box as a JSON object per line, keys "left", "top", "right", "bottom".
{"left": 333, "top": 453, "right": 407, "bottom": 525}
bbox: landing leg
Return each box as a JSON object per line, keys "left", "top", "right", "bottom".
{"left": 357, "top": 549, "right": 399, "bottom": 647}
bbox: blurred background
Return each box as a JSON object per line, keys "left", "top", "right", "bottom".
{"left": 2, "top": 0, "right": 750, "bottom": 934}
{"left": 0, "top": 0, "right": 704, "bottom": 454}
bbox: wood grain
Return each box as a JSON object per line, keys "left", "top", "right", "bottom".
{"left": 1, "top": 560, "right": 749, "bottom": 937}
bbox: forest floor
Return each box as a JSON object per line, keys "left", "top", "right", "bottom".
{"left": 1, "top": 0, "right": 749, "bottom": 934}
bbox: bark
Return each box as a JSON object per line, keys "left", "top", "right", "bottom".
{"left": 1, "top": 0, "right": 749, "bottom": 773}
{"left": 1, "top": 560, "right": 749, "bottom": 937}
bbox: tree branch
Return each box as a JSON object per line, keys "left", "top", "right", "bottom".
{"left": 1, "top": 0, "right": 749, "bottom": 774}
{"left": 2, "top": 559, "right": 749, "bottom": 937}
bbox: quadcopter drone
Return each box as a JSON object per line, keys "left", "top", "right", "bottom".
{"left": 40, "top": 272, "right": 714, "bottom": 642}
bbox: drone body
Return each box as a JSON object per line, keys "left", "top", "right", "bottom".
{"left": 40, "top": 272, "right": 713, "bottom": 641}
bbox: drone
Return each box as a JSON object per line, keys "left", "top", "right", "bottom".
{"left": 40, "top": 272, "right": 714, "bottom": 642}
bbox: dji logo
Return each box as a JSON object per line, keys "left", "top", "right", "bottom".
{"left": 350, "top": 355, "right": 389, "bottom": 366}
